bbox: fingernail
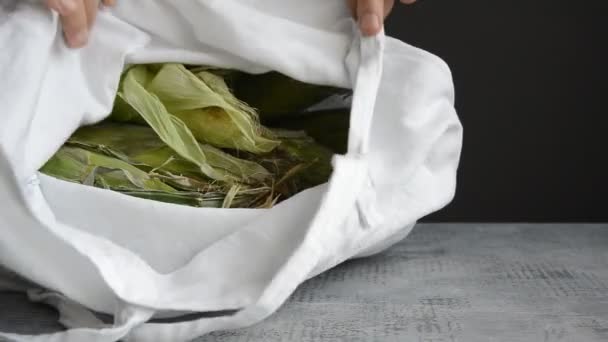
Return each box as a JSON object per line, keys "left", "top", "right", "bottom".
{"left": 360, "top": 13, "right": 381, "bottom": 36}
{"left": 67, "top": 30, "right": 88, "bottom": 48}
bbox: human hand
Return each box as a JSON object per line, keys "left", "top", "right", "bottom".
{"left": 45, "top": 0, "right": 116, "bottom": 48}
{"left": 348, "top": 0, "right": 417, "bottom": 36}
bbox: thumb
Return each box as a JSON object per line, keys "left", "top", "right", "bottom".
{"left": 357, "top": 0, "right": 388, "bottom": 36}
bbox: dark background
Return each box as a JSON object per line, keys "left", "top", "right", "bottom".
{"left": 385, "top": 0, "right": 608, "bottom": 222}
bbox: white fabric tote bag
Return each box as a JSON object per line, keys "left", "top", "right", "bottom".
{"left": 0, "top": 0, "right": 462, "bottom": 341}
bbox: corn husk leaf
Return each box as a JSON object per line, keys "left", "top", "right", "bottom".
{"left": 275, "top": 131, "right": 334, "bottom": 188}
{"left": 41, "top": 146, "right": 273, "bottom": 208}
{"left": 144, "top": 64, "right": 280, "bottom": 153}
{"left": 113, "top": 65, "right": 235, "bottom": 182}
{"left": 186, "top": 66, "right": 242, "bottom": 89}
{"left": 237, "top": 130, "right": 335, "bottom": 199}
{"left": 120, "top": 190, "right": 225, "bottom": 207}
{"left": 40, "top": 146, "right": 173, "bottom": 190}
{"left": 68, "top": 123, "right": 270, "bottom": 184}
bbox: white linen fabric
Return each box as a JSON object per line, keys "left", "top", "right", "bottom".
{"left": 0, "top": 0, "right": 462, "bottom": 341}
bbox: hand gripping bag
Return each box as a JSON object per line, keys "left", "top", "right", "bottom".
{"left": 0, "top": 1, "right": 462, "bottom": 341}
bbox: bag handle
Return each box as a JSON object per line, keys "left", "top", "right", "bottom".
{"left": 347, "top": 28, "right": 385, "bottom": 156}
{"left": 0, "top": 298, "right": 154, "bottom": 342}
{"left": 346, "top": 29, "right": 385, "bottom": 229}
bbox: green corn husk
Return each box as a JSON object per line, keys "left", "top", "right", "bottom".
{"left": 273, "top": 129, "right": 334, "bottom": 188}
{"left": 235, "top": 129, "right": 335, "bottom": 200}
{"left": 186, "top": 66, "right": 242, "bottom": 90}
{"left": 112, "top": 65, "right": 231, "bottom": 182}
{"left": 39, "top": 146, "right": 204, "bottom": 204}
{"left": 40, "top": 146, "right": 173, "bottom": 191}
{"left": 68, "top": 123, "right": 270, "bottom": 185}
{"left": 120, "top": 64, "right": 280, "bottom": 153}
{"left": 59, "top": 124, "right": 334, "bottom": 207}
{"left": 234, "top": 71, "right": 350, "bottom": 121}
{"left": 40, "top": 63, "right": 344, "bottom": 209}
{"left": 41, "top": 146, "right": 273, "bottom": 208}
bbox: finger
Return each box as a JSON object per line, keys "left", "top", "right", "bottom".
{"left": 384, "top": 0, "right": 396, "bottom": 17}
{"left": 102, "top": 0, "right": 116, "bottom": 6}
{"left": 83, "top": 0, "right": 98, "bottom": 29}
{"left": 49, "top": 0, "right": 89, "bottom": 48}
{"left": 357, "top": 0, "right": 392, "bottom": 36}
{"left": 348, "top": 0, "right": 413, "bottom": 18}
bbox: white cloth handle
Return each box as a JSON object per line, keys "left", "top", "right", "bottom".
{"left": 0, "top": 300, "right": 154, "bottom": 342}
{"left": 347, "top": 30, "right": 385, "bottom": 156}
{"left": 347, "top": 29, "right": 385, "bottom": 229}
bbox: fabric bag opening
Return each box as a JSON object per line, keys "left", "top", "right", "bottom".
{"left": 37, "top": 65, "right": 355, "bottom": 277}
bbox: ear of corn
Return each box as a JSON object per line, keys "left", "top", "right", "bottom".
{"left": 114, "top": 65, "right": 232, "bottom": 182}
{"left": 68, "top": 123, "right": 270, "bottom": 184}
{"left": 40, "top": 146, "right": 175, "bottom": 193}
{"left": 145, "top": 64, "right": 280, "bottom": 153}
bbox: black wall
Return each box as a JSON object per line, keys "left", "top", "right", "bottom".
{"left": 385, "top": 1, "right": 608, "bottom": 222}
